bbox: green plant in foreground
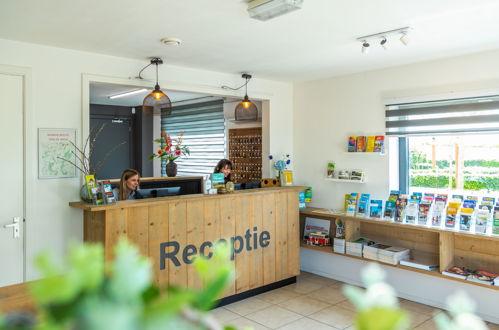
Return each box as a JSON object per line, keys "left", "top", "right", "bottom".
{"left": 342, "top": 263, "right": 488, "bottom": 330}
{"left": 1, "top": 239, "right": 234, "bottom": 330}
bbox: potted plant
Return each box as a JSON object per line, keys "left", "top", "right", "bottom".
{"left": 150, "top": 130, "right": 190, "bottom": 177}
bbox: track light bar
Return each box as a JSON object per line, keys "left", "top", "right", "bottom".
{"left": 357, "top": 27, "right": 410, "bottom": 42}
{"left": 357, "top": 27, "right": 410, "bottom": 53}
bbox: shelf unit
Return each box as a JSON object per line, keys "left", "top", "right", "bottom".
{"left": 300, "top": 208, "right": 499, "bottom": 290}
{"left": 228, "top": 127, "right": 262, "bottom": 183}
{"left": 325, "top": 178, "right": 366, "bottom": 183}
{"left": 343, "top": 151, "right": 385, "bottom": 156}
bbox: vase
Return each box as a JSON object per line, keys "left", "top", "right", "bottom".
{"left": 166, "top": 160, "right": 178, "bottom": 177}
{"left": 80, "top": 183, "right": 92, "bottom": 203}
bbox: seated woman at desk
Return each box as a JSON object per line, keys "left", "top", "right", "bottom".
{"left": 113, "top": 168, "right": 140, "bottom": 200}
{"left": 214, "top": 159, "right": 233, "bottom": 184}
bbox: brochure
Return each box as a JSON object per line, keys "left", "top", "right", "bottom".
{"left": 348, "top": 136, "right": 357, "bottom": 152}
{"left": 493, "top": 205, "right": 499, "bottom": 235}
{"left": 459, "top": 208, "right": 474, "bottom": 232}
{"left": 475, "top": 208, "right": 489, "bottom": 234}
{"left": 431, "top": 200, "right": 446, "bottom": 227}
{"left": 357, "top": 193, "right": 370, "bottom": 217}
{"left": 388, "top": 190, "right": 400, "bottom": 202}
{"left": 100, "top": 180, "right": 116, "bottom": 204}
{"left": 369, "top": 200, "right": 383, "bottom": 219}
{"left": 417, "top": 201, "right": 431, "bottom": 226}
{"left": 356, "top": 136, "right": 366, "bottom": 152}
{"left": 405, "top": 200, "right": 419, "bottom": 224}
{"left": 394, "top": 195, "right": 408, "bottom": 223}
{"left": 374, "top": 136, "right": 385, "bottom": 153}
{"left": 445, "top": 202, "right": 461, "bottom": 229}
{"left": 384, "top": 201, "right": 396, "bottom": 221}
{"left": 366, "top": 136, "right": 375, "bottom": 152}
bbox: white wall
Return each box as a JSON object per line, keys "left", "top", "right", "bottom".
{"left": 0, "top": 38, "right": 293, "bottom": 281}
{"left": 293, "top": 49, "right": 499, "bottom": 323}
{"left": 294, "top": 48, "right": 499, "bottom": 208}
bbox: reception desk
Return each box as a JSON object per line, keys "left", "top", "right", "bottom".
{"left": 69, "top": 186, "right": 303, "bottom": 300}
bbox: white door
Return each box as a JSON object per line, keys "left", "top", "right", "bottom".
{"left": 0, "top": 73, "right": 24, "bottom": 287}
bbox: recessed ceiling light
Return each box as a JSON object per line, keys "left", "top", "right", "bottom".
{"left": 161, "top": 37, "right": 182, "bottom": 46}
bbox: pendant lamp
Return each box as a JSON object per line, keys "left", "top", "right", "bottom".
{"left": 234, "top": 74, "right": 258, "bottom": 121}
{"left": 141, "top": 58, "right": 172, "bottom": 116}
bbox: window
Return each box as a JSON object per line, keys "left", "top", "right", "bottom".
{"left": 406, "top": 134, "right": 499, "bottom": 195}
{"left": 386, "top": 95, "right": 499, "bottom": 196}
{"left": 161, "top": 99, "right": 225, "bottom": 177}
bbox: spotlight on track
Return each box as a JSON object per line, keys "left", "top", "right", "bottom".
{"left": 361, "top": 40, "right": 370, "bottom": 54}
{"left": 380, "top": 37, "right": 388, "bottom": 50}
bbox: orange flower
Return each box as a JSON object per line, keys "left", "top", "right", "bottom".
{"left": 157, "top": 149, "right": 163, "bottom": 154}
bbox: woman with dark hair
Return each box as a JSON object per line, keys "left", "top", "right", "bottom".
{"left": 214, "top": 159, "right": 233, "bottom": 184}
{"left": 112, "top": 168, "right": 140, "bottom": 200}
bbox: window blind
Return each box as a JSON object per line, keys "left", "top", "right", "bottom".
{"left": 385, "top": 95, "right": 499, "bottom": 135}
{"left": 161, "top": 99, "right": 225, "bottom": 177}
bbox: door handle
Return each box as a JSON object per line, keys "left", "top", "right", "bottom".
{"left": 3, "top": 217, "right": 20, "bottom": 238}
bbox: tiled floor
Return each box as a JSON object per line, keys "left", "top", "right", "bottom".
{"left": 212, "top": 271, "right": 499, "bottom": 330}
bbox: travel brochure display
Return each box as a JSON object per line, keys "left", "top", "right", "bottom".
{"left": 348, "top": 135, "right": 385, "bottom": 153}
{"left": 84, "top": 175, "right": 116, "bottom": 205}
{"left": 344, "top": 190, "right": 498, "bottom": 235}
{"left": 329, "top": 190, "right": 499, "bottom": 285}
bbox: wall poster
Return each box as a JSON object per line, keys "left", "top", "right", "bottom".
{"left": 38, "top": 128, "right": 78, "bottom": 179}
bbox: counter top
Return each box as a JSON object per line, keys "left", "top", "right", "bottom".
{"left": 103, "top": 176, "right": 203, "bottom": 184}
{"left": 69, "top": 186, "right": 307, "bottom": 211}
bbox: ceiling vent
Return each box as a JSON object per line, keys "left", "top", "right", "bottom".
{"left": 247, "top": 0, "right": 303, "bottom": 21}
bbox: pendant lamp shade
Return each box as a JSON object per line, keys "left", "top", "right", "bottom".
{"left": 142, "top": 58, "right": 172, "bottom": 116}
{"left": 234, "top": 74, "right": 258, "bottom": 121}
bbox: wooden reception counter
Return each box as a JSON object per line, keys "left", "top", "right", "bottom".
{"left": 69, "top": 186, "right": 304, "bottom": 300}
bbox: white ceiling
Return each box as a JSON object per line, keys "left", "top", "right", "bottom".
{"left": 2, "top": 0, "right": 499, "bottom": 81}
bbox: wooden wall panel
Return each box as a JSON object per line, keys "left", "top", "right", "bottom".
{"left": 249, "top": 195, "right": 264, "bottom": 289}
{"left": 235, "top": 196, "right": 250, "bottom": 293}
{"left": 127, "top": 207, "right": 149, "bottom": 256}
{"left": 104, "top": 208, "right": 128, "bottom": 261}
{"left": 148, "top": 204, "right": 169, "bottom": 287}
{"left": 262, "top": 193, "right": 276, "bottom": 285}
{"left": 361, "top": 222, "right": 439, "bottom": 254}
{"left": 84, "top": 210, "right": 105, "bottom": 243}
{"left": 275, "top": 192, "right": 288, "bottom": 281}
{"left": 454, "top": 236, "right": 499, "bottom": 273}
{"left": 220, "top": 197, "right": 236, "bottom": 296}
{"left": 168, "top": 201, "right": 187, "bottom": 287}
{"left": 203, "top": 199, "right": 220, "bottom": 288}
{"left": 186, "top": 200, "right": 204, "bottom": 290}
{"left": 287, "top": 192, "right": 300, "bottom": 277}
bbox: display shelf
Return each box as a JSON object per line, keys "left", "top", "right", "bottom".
{"left": 325, "top": 178, "right": 366, "bottom": 183}
{"left": 343, "top": 151, "right": 386, "bottom": 156}
{"left": 299, "top": 242, "right": 498, "bottom": 290}
{"left": 300, "top": 209, "right": 499, "bottom": 291}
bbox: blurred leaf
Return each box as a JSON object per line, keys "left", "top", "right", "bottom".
{"left": 108, "top": 239, "right": 152, "bottom": 302}
{"left": 141, "top": 285, "right": 160, "bottom": 305}
{"left": 356, "top": 307, "right": 410, "bottom": 330}
{"left": 30, "top": 244, "right": 104, "bottom": 306}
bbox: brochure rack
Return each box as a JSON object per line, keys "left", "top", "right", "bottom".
{"left": 300, "top": 208, "right": 499, "bottom": 290}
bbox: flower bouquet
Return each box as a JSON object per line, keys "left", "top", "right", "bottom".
{"left": 269, "top": 153, "right": 291, "bottom": 178}
{"left": 150, "top": 130, "right": 190, "bottom": 177}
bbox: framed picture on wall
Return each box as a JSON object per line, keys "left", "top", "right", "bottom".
{"left": 38, "top": 128, "right": 78, "bottom": 179}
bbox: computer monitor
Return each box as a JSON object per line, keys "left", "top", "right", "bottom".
{"left": 135, "top": 186, "right": 181, "bottom": 199}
